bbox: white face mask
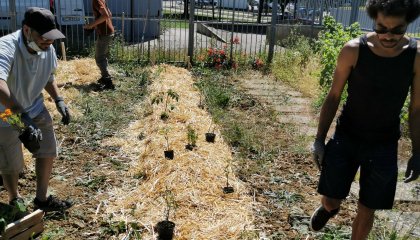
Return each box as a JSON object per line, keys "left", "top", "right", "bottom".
{"left": 27, "top": 29, "right": 43, "bottom": 52}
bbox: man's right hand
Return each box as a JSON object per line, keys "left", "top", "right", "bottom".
{"left": 311, "top": 138, "right": 325, "bottom": 171}
{"left": 19, "top": 113, "right": 42, "bottom": 153}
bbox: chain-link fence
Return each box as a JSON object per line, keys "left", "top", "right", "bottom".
{"left": 1, "top": 0, "right": 419, "bottom": 63}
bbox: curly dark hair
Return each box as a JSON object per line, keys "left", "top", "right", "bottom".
{"left": 366, "top": 0, "right": 420, "bottom": 23}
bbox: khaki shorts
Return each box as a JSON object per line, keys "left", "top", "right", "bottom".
{"left": 0, "top": 108, "right": 57, "bottom": 174}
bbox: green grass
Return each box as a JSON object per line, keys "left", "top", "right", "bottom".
{"left": 161, "top": 19, "right": 189, "bottom": 29}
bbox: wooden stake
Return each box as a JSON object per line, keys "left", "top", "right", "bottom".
{"left": 60, "top": 42, "right": 67, "bottom": 61}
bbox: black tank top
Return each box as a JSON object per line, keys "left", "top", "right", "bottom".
{"left": 336, "top": 34, "right": 417, "bottom": 142}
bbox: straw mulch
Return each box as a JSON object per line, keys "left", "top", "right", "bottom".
{"left": 103, "top": 64, "right": 255, "bottom": 239}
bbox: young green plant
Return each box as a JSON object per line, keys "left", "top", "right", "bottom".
{"left": 151, "top": 89, "right": 180, "bottom": 120}
{"left": 223, "top": 162, "right": 234, "bottom": 194}
{"left": 186, "top": 124, "right": 198, "bottom": 150}
{"left": 160, "top": 127, "right": 174, "bottom": 159}
{"left": 163, "top": 188, "right": 177, "bottom": 221}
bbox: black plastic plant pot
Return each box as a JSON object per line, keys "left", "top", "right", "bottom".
{"left": 154, "top": 220, "right": 175, "bottom": 240}
{"left": 185, "top": 144, "right": 196, "bottom": 151}
{"left": 160, "top": 112, "right": 169, "bottom": 121}
{"left": 223, "top": 186, "right": 234, "bottom": 194}
{"left": 164, "top": 150, "right": 174, "bottom": 159}
{"left": 205, "top": 133, "right": 216, "bottom": 143}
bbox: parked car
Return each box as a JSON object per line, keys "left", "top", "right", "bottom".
{"left": 275, "top": 11, "right": 294, "bottom": 22}
{"left": 195, "top": 0, "right": 217, "bottom": 8}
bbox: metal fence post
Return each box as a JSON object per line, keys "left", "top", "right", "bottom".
{"left": 350, "top": 0, "right": 360, "bottom": 25}
{"left": 188, "top": 0, "right": 195, "bottom": 64}
{"left": 122, "top": 12, "right": 125, "bottom": 57}
{"left": 229, "top": 0, "right": 236, "bottom": 61}
{"left": 319, "top": 0, "right": 324, "bottom": 25}
{"left": 9, "top": 0, "right": 17, "bottom": 32}
{"left": 267, "top": 0, "right": 278, "bottom": 64}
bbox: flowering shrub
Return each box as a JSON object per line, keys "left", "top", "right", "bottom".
{"left": 251, "top": 58, "right": 264, "bottom": 69}
{"left": 0, "top": 109, "right": 24, "bottom": 131}
{"left": 205, "top": 47, "right": 229, "bottom": 69}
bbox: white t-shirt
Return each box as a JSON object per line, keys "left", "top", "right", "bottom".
{"left": 0, "top": 30, "right": 57, "bottom": 127}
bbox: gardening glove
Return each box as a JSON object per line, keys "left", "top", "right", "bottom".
{"left": 311, "top": 138, "right": 325, "bottom": 171}
{"left": 19, "top": 112, "right": 42, "bottom": 153}
{"left": 55, "top": 97, "right": 71, "bottom": 125}
{"left": 404, "top": 154, "right": 420, "bottom": 183}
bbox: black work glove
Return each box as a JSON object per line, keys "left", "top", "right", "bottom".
{"left": 404, "top": 154, "right": 420, "bottom": 183}
{"left": 19, "top": 112, "right": 42, "bottom": 153}
{"left": 55, "top": 97, "right": 70, "bottom": 125}
{"left": 311, "top": 138, "right": 325, "bottom": 171}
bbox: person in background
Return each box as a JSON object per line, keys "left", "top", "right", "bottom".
{"left": 0, "top": 7, "right": 72, "bottom": 212}
{"left": 84, "top": 0, "right": 115, "bottom": 91}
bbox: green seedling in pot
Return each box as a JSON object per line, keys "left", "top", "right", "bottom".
{"left": 186, "top": 125, "right": 198, "bottom": 150}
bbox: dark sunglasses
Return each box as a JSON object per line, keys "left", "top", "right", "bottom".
{"left": 373, "top": 26, "right": 407, "bottom": 35}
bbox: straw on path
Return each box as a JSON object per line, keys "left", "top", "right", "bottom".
{"left": 104, "top": 64, "right": 255, "bottom": 239}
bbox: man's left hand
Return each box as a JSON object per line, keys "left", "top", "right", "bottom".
{"left": 404, "top": 154, "right": 420, "bottom": 183}
{"left": 55, "top": 97, "right": 70, "bottom": 125}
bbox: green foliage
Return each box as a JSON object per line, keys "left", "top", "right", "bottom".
{"left": 159, "top": 127, "right": 171, "bottom": 150}
{"left": 321, "top": 227, "right": 351, "bottom": 240}
{"left": 186, "top": 125, "right": 198, "bottom": 146}
{"left": 40, "top": 227, "right": 66, "bottom": 240}
{"left": 273, "top": 49, "right": 303, "bottom": 84}
{"left": 76, "top": 175, "right": 106, "bottom": 191}
{"left": 282, "top": 28, "right": 314, "bottom": 67}
{"left": 316, "top": 16, "right": 361, "bottom": 88}
{"left": 0, "top": 203, "right": 27, "bottom": 234}
{"left": 99, "top": 220, "right": 142, "bottom": 238}
{"left": 151, "top": 89, "right": 180, "bottom": 120}
{"left": 163, "top": 189, "right": 178, "bottom": 221}
{"left": 272, "top": 29, "right": 319, "bottom": 96}
{"left": 400, "top": 94, "right": 411, "bottom": 136}
{"left": 195, "top": 74, "right": 231, "bottom": 109}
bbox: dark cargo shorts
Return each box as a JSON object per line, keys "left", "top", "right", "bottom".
{"left": 317, "top": 131, "right": 398, "bottom": 209}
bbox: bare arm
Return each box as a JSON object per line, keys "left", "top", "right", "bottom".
{"left": 85, "top": 4, "right": 111, "bottom": 29}
{"left": 409, "top": 47, "right": 420, "bottom": 155}
{"left": 316, "top": 40, "right": 359, "bottom": 141}
{"left": 0, "top": 79, "right": 24, "bottom": 113}
{"left": 44, "top": 80, "right": 61, "bottom": 100}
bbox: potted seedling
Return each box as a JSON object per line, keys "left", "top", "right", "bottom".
{"left": 185, "top": 125, "right": 198, "bottom": 151}
{"left": 205, "top": 122, "right": 216, "bottom": 143}
{"left": 154, "top": 189, "right": 177, "bottom": 240}
{"left": 151, "top": 89, "right": 179, "bottom": 121}
{"left": 223, "top": 164, "right": 234, "bottom": 194}
{"left": 160, "top": 127, "right": 174, "bottom": 160}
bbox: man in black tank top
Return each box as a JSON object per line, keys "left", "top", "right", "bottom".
{"left": 309, "top": 0, "right": 420, "bottom": 238}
